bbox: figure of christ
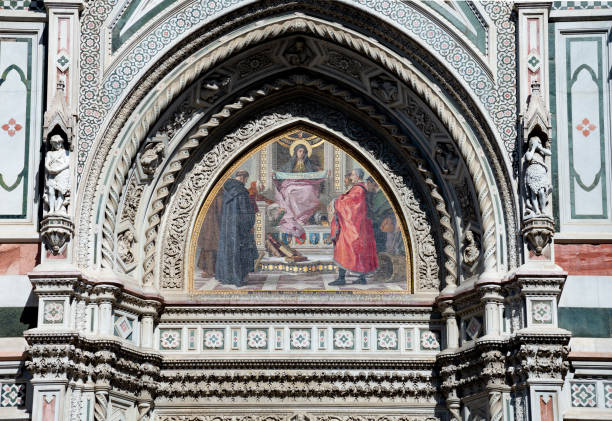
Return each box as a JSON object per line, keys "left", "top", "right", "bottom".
{"left": 272, "top": 143, "right": 327, "bottom": 240}
{"left": 329, "top": 168, "right": 378, "bottom": 285}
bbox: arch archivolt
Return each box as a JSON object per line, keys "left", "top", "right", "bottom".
{"left": 78, "top": 14, "right": 512, "bottom": 296}
{"left": 159, "top": 98, "right": 442, "bottom": 295}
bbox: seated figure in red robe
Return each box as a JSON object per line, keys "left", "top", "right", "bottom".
{"left": 329, "top": 168, "right": 378, "bottom": 285}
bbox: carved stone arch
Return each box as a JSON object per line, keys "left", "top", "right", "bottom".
{"left": 77, "top": 10, "right": 514, "bottom": 283}
{"left": 122, "top": 71, "right": 466, "bottom": 293}
{"left": 157, "top": 98, "right": 440, "bottom": 297}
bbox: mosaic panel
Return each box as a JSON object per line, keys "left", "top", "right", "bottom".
{"left": 332, "top": 328, "right": 355, "bottom": 350}
{"left": 113, "top": 314, "right": 134, "bottom": 340}
{"left": 376, "top": 328, "right": 399, "bottom": 351}
{"left": 466, "top": 317, "right": 482, "bottom": 339}
{"left": 43, "top": 300, "right": 64, "bottom": 324}
{"left": 532, "top": 300, "right": 554, "bottom": 325}
{"left": 246, "top": 328, "right": 268, "bottom": 350}
{"left": 0, "top": 37, "right": 32, "bottom": 219}
{"left": 553, "top": 1, "right": 612, "bottom": 10}
{"left": 0, "top": 383, "right": 25, "bottom": 407}
{"left": 565, "top": 36, "right": 608, "bottom": 219}
{"left": 419, "top": 329, "right": 440, "bottom": 351}
{"left": 404, "top": 328, "right": 413, "bottom": 350}
{"left": 289, "top": 329, "right": 311, "bottom": 350}
{"left": 571, "top": 382, "right": 597, "bottom": 407}
{"left": 605, "top": 382, "right": 612, "bottom": 408}
{"left": 0, "top": 0, "right": 43, "bottom": 10}
{"left": 202, "top": 328, "right": 224, "bottom": 350}
{"left": 159, "top": 329, "right": 181, "bottom": 351}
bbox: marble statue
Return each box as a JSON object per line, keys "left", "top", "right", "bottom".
{"left": 524, "top": 135, "right": 551, "bottom": 216}
{"left": 44, "top": 134, "right": 70, "bottom": 214}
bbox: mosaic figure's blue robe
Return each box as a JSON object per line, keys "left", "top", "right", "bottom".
{"left": 215, "top": 178, "right": 258, "bottom": 285}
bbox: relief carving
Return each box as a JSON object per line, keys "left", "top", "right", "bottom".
{"left": 284, "top": 38, "right": 314, "bottom": 65}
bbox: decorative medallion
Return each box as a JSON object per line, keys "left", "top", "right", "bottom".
{"left": 159, "top": 329, "right": 181, "bottom": 350}
{"left": 43, "top": 301, "right": 64, "bottom": 324}
{"left": 376, "top": 329, "right": 399, "bottom": 350}
{"left": 290, "top": 329, "right": 311, "bottom": 350}
{"left": 571, "top": 383, "right": 597, "bottom": 407}
{"left": 532, "top": 300, "right": 553, "bottom": 324}
{"left": 333, "top": 329, "right": 355, "bottom": 350}
{"left": 246, "top": 329, "right": 268, "bottom": 350}
{"left": 1, "top": 118, "right": 22, "bottom": 137}
{"left": 203, "top": 329, "right": 224, "bottom": 350}
{"left": 420, "top": 330, "right": 440, "bottom": 351}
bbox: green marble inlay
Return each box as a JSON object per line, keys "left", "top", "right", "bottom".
{"left": 111, "top": 0, "right": 176, "bottom": 52}
{"left": 566, "top": 36, "right": 607, "bottom": 219}
{"left": 424, "top": 1, "right": 488, "bottom": 54}
{"left": 550, "top": 23, "right": 560, "bottom": 231}
{"left": 0, "top": 307, "right": 38, "bottom": 337}
{"left": 0, "top": 38, "right": 32, "bottom": 219}
{"left": 558, "top": 307, "right": 612, "bottom": 338}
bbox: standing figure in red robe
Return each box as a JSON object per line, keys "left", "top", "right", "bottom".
{"left": 329, "top": 168, "right": 378, "bottom": 285}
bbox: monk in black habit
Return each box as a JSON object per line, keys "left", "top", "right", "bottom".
{"left": 215, "top": 170, "right": 258, "bottom": 286}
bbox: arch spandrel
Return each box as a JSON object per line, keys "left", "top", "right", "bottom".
{"left": 187, "top": 125, "right": 414, "bottom": 294}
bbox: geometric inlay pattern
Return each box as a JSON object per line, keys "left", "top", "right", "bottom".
{"left": 466, "top": 317, "right": 482, "bottom": 340}
{"left": 290, "top": 329, "right": 311, "bottom": 350}
{"left": 571, "top": 383, "right": 597, "bottom": 407}
{"left": 333, "top": 329, "right": 355, "bottom": 350}
{"left": 532, "top": 300, "right": 553, "bottom": 324}
{"left": 420, "top": 330, "right": 440, "bottom": 351}
{"left": 376, "top": 329, "right": 399, "bottom": 350}
{"left": 605, "top": 383, "right": 612, "bottom": 408}
{"left": 113, "top": 315, "right": 134, "bottom": 340}
{"left": 246, "top": 329, "right": 268, "bottom": 350}
{"left": 0, "top": 383, "right": 25, "bottom": 407}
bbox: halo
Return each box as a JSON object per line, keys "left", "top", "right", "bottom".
{"left": 289, "top": 139, "right": 313, "bottom": 157}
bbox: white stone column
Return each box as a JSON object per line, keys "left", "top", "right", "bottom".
{"left": 94, "top": 286, "right": 118, "bottom": 336}
{"left": 440, "top": 300, "right": 459, "bottom": 349}
{"left": 140, "top": 315, "right": 154, "bottom": 349}
{"left": 481, "top": 286, "right": 503, "bottom": 337}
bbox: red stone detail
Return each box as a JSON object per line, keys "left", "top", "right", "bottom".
{"left": 555, "top": 243, "right": 612, "bottom": 275}
{"left": 1, "top": 118, "right": 23, "bottom": 137}
{"left": 540, "top": 396, "right": 554, "bottom": 421}
{"left": 576, "top": 118, "right": 596, "bottom": 137}
{"left": 0, "top": 243, "right": 40, "bottom": 275}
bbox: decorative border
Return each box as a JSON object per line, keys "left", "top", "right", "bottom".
{"left": 566, "top": 36, "right": 608, "bottom": 219}
{"left": 0, "top": 37, "right": 32, "bottom": 219}
{"left": 76, "top": 0, "right": 516, "bottom": 178}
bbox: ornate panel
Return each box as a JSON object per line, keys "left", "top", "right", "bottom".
{"left": 0, "top": 23, "right": 44, "bottom": 237}
{"left": 555, "top": 23, "right": 612, "bottom": 233}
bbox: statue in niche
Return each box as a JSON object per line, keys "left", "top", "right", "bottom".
{"left": 524, "top": 135, "right": 552, "bottom": 216}
{"left": 44, "top": 134, "right": 70, "bottom": 215}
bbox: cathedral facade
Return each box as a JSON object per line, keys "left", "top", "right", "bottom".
{"left": 0, "top": 1, "right": 611, "bottom": 420}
